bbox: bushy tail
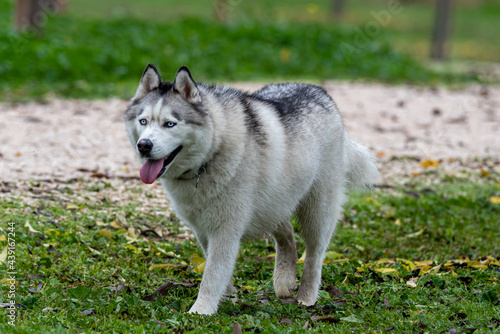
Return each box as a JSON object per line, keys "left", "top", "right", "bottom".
{"left": 345, "top": 137, "right": 381, "bottom": 189}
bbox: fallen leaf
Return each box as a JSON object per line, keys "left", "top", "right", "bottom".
{"left": 419, "top": 160, "right": 440, "bottom": 168}
{"left": 0, "top": 246, "right": 8, "bottom": 263}
{"left": 490, "top": 197, "right": 500, "bottom": 204}
{"left": 374, "top": 268, "right": 398, "bottom": 274}
{"left": 384, "top": 297, "right": 391, "bottom": 308}
{"left": 401, "top": 228, "right": 426, "bottom": 239}
{"left": 297, "top": 251, "right": 306, "bottom": 263}
{"left": 406, "top": 280, "right": 417, "bottom": 288}
{"left": 340, "top": 315, "right": 363, "bottom": 323}
{"left": 365, "top": 196, "right": 380, "bottom": 205}
{"left": 87, "top": 246, "right": 101, "bottom": 255}
{"left": 148, "top": 263, "right": 178, "bottom": 270}
{"left": 0, "top": 235, "right": 6, "bottom": 241}
{"left": 97, "top": 230, "right": 112, "bottom": 238}
{"left": 109, "top": 221, "right": 126, "bottom": 231}
{"left": 81, "top": 310, "right": 94, "bottom": 316}
{"left": 25, "top": 220, "right": 40, "bottom": 234}
{"left": 394, "top": 219, "right": 401, "bottom": 226}
{"left": 280, "top": 317, "right": 293, "bottom": 325}
{"left": 66, "top": 203, "right": 79, "bottom": 210}
{"left": 302, "top": 320, "right": 309, "bottom": 329}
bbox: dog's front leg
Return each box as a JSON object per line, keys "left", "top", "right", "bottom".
{"left": 188, "top": 232, "right": 241, "bottom": 315}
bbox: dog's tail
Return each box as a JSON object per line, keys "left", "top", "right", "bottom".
{"left": 345, "top": 137, "right": 381, "bottom": 190}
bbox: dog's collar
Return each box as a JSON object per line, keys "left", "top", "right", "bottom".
{"left": 176, "top": 162, "right": 209, "bottom": 187}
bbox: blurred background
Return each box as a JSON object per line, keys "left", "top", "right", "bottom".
{"left": 1, "top": 0, "right": 499, "bottom": 100}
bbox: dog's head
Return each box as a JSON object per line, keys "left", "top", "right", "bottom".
{"left": 125, "top": 65, "right": 213, "bottom": 184}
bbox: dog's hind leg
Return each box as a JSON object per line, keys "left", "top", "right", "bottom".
{"left": 272, "top": 221, "right": 297, "bottom": 298}
{"left": 295, "top": 180, "right": 346, "bottom": 306}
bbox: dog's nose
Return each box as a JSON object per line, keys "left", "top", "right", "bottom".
{"left": 137, "top": 139, "right": 153, "bottom": 154}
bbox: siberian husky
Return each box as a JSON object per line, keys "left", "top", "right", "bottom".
{"left": 124, "top": 64, "right": 380, "bottom": 314}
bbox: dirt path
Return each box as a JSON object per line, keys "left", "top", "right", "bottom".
{"left": 0, "top": 82, "right": 498, "bottom": 182}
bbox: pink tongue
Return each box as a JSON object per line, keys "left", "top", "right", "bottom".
{"left": 139, "top": 159, "right": 164, "bottom": 184}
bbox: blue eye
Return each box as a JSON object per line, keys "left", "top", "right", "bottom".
{"left": 165, "top": 121, "right": 176, "bottom": 128}
{"left": 139, "top": 119, "right": 147, "bottom": 125}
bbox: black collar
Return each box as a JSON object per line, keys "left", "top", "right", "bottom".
{"left": 176, "top": 162, "right": 209, "bottom": 187}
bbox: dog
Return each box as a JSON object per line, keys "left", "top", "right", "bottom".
{"left": 124, "top": 64, "right": 380, "bottom": 315}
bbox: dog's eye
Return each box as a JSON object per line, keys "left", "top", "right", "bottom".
{"left": 164, "top": 121, "right": 176, "bottom": 128}
{"left": 139, "top": 119, "right": 147, "bottom": 125}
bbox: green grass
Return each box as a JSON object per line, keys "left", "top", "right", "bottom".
{"left": 1, "top": 167, "right": 499, "bottom": 333}
{"left": 0, "top": 0, "right": 480, "bottom": 101}
{"left": 63, "top": 0, "right": 500, "bottom": 63}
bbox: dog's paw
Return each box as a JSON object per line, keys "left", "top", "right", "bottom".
{"left": 273, "top": 275, "right": 297, "bottom": 298}
{"left": 296, "top": 285, "right": 317, "bottom": 306}
{"left": 188, "top": 302, "right": 217, "bottom": 315}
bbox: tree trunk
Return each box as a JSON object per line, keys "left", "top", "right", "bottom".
{"left": 430, "top": 0, "right": 452, "bottom": 60}
{"left": 15, "top": 0, "right": 68, "bottom": 34}
{"left": 331, "top": 0, "right": 345, "bottom": 21}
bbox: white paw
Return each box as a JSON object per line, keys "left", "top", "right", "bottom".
{"left": 188, "top": 302, "right": 217, "bottom": 315}
{"left": 274, "top": 275, "right": 297, "bottom": 298}
{"left": 296, "top": 286, "right": 317, "bottom": 306}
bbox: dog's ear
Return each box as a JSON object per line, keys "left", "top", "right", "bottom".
{"left": 134, "top": 64, "right": 161, "bottom": 99}
{"left": 173, "top": 66, "right": 201, "bottom": 104}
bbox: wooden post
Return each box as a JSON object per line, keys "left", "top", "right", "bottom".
{"left": 214, "top": 0, "right": 228, "bottom": 23}
{"left": 15, "top": 0, "right": 68, "bottom": 34}
{"left": 331, "top": 0, "right": 345, "bottom": 21}
{"left": 430, "top": 0, "right": 452, "bottom": 60}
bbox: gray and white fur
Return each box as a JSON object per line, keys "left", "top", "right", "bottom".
{"left": 124, "top": 64, "right": 380, "bottom": 315}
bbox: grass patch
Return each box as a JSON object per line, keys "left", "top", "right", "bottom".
{"left": 0, "top": 0, "right": 478, "bottom": 101}
{"left": 0, "top": 168, "right": 499, "bottom": 333}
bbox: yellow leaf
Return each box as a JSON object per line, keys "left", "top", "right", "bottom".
{"left": 0, "top": 278, "right": 17, "bottom": 285}
{"left": 242, "top": 286, "right": 254, "bottom": 291}
{"left": 306, "top": 4, "right": 319, "bottom": 14}
{"left": 66, "top": 203, "right": 79, "bottom": 210}
{"left": 149, "top": 263, "right": 178, "bottom": 270}
{"left": 412, "top": 310, "right": 424, "bottom": 315}
{"left": 109, "top": 221, "right": 126, "bottom": 231}
{"left": 468, "top": 261, "right": 488, "bottom": 269}
{"left": 490, "top": 260, "right": 500, "bottom": 267}
{"left": 42, "top": 242, "right": 58, "bottom": 247}
{"left": 297, "top": 251, "right": 306, "bottom": 263}
{"left": 0, "top": 245, "right": 8, "bottom": 263}
{"left": 376, "top": 258, "right": 395, "bottom": 265}
{"left": 406, "top": 280, "right": 417, "bottom": 288}
{"left": 480, "top": 169, "right": 491, "bottom": 177}
{"left": 97, "top": 230, "right": 112, "bottom": 238}
{"left": 125, "top": 245, "right": 142, "bottom": 254}
{"left": 374, "top": 268, "right": 398, "bottom": 274}
{"left": 0, "top": 235, "right": 6, "bottom": 241}
{"left": 267, "top": 252, "right": 277, "bottom": 258}
{"left": 45, "top": 229, "right": 60, "bottom": 236}
{"left": 95, "top": 221, "right": 107, "bottom": 226}
{"left": 25, "top": 220, "right": 40, "bottom": 233}
{"left": 418, "top": 266, "right": 433, "bottom": 276}
{"left": 414, "top": 260, "right": 434, "bottom": 267}
{"left": 125, "top": 227, "right": 139, "bottom": 243}
{"left": 394, "top": 219, "right": 401, "bottom": 226}
{"left": 280, "top": 48, "right": 291, "bottom": 63}
{"left": 397, "top": 258, "right": 416, "bottom": 271}
{"left": 325, "top": 251, "right": 343, "bottom": 260}
{"left": 193, "top": 261, "right": 206, "bottom": 274}
{"left": 376, "top": 151, "right": 387, "bottom": 158}
{"left": 190, "top": 255, "right": 205, "bottom": 265}
{"left": 402, "top": 228, "right": 426, "bottom": 239}
{"left": 411, "top": 172, "right": 421, "bottom": 177}
{"left": 419, "top": 160, "right": 440, "bottom": 168}
{"left": 490, "top": 197, "right": 500, "bottom": 204}
{"left": 364, "top": 197, "right": 380, "bottom": 205}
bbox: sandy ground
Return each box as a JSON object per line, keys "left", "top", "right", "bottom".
{"left": 0, "top": 82, "right": 498, "bottom": 182}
